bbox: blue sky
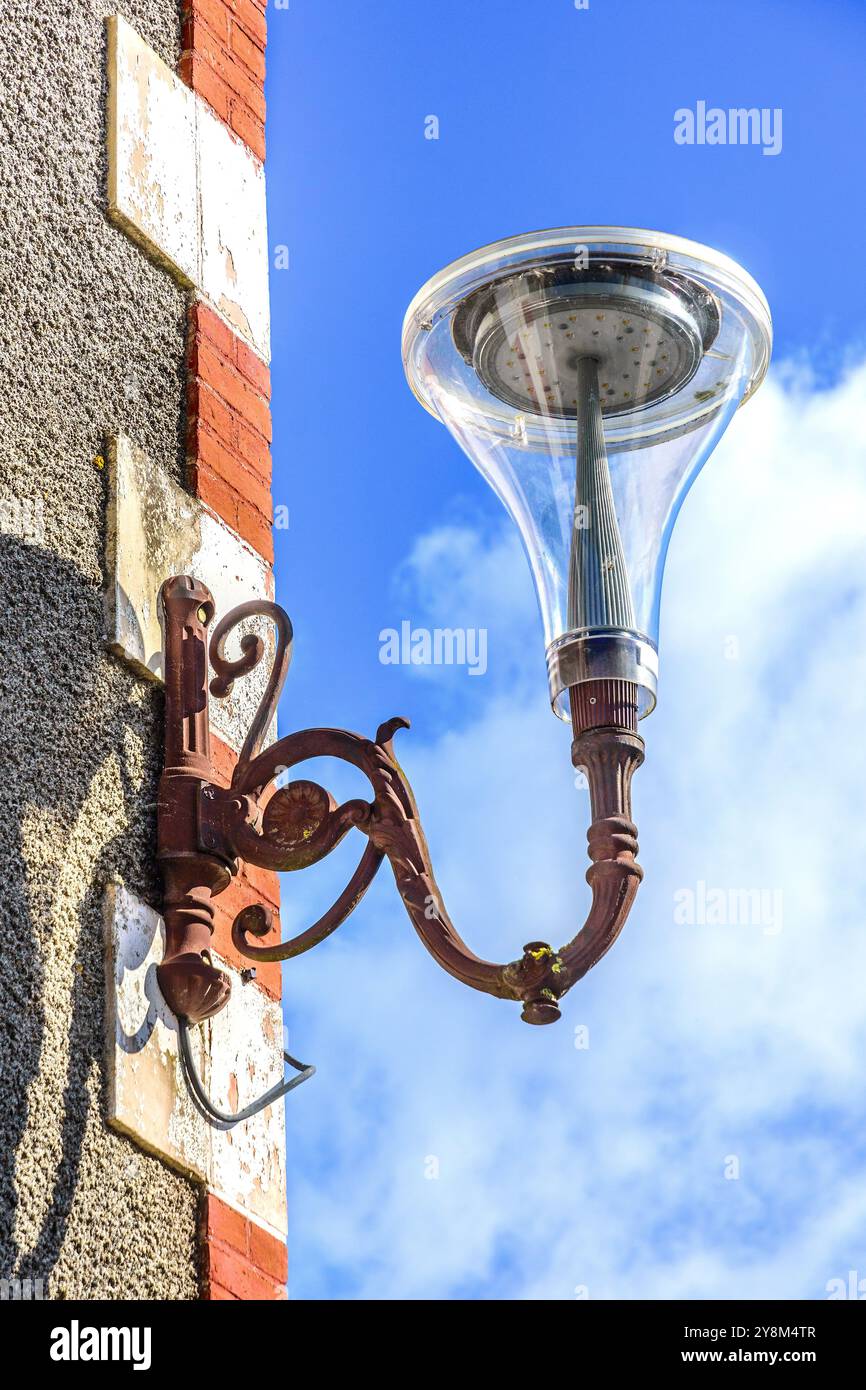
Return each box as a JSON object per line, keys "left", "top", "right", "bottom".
{"left": 263, "top": 0, "right": 866, "bottom": 1299}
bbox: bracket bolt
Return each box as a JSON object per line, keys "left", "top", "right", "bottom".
{"left": 241, "top": 968, "right": 257, "bottom": 984}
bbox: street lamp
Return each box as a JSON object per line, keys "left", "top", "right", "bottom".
{"left": 157, "top": 227, "right": 771, "bottom": 1121}
{"left": 402, "top": 227, "right": 771, "bottom": 722}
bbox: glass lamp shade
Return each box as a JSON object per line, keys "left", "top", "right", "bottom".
{"left": 402, "top": 228, "right": 772, "bottom": 719}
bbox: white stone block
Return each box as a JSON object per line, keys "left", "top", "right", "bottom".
{"left": 107, "top": 15, "right": 198, "bottom": 286}
{"left": 198, "top": 103, "right": 271, "bottom": 360}
{"left": 104, "top": 434, "right": 276, "bottom": 756}
{"left": 104, "top": 882, "right": 289, "bottom": 1236}
{"left": 106, "top": 16, "right": 270, "bottom": 361}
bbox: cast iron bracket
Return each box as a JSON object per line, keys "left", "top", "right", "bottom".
{"left": 157, "top": 575, "right": 644, "bottom": 1031}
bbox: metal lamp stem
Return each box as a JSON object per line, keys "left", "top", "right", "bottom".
{"left": 567, "top": 356, "right": 635, "bottom": 633}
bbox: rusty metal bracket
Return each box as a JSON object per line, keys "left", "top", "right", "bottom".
{"left": 157, "top": 575, "right": 644, "bottom": 1032}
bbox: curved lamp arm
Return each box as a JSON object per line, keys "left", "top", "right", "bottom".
{"left": 156, "top": 580, "right": 645, "bottom": 1031}
{"left": 228, "top": 713, "right": 644, "bottom": 1025}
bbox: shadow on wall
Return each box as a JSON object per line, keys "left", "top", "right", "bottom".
{"left": 0, "top": 531, "right": 164, "bottom": 1287}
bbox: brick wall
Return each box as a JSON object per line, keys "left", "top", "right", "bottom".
{"left": 105, "top": 10, "right": 283, "bottom": 1300}
{"left": 179, "top": 6, "right": 285, "bottom": 1301}
{"left": 187, "top": 300, "right": 274, "bottom": 562}
{"left": 181, "top": 0, "right": 267, "bottom": 161}
{"left": 201, "top": 1193, "right": 288, "bottom": 1301}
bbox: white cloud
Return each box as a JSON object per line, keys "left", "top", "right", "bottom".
{"left": 281, "top": 361, "right": 866, "bottom": 1300}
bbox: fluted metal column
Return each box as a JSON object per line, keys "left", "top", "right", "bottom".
{"left": 567, "top": 357, "right": 635, "bottom": 633}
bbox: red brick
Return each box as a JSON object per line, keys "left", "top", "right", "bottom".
{"left": 211, "top": 737, "right": 279, "bottom": 789}
{"left": 211, "top": 734, "right": 238, "bottom": 787}
{"left": 204, "top": 1194, "right": 249, "bottom": 1256}
{"left": 240, "top": 385, "right": 271, "bottom": 443}
{"left": 249, "top": 1224, "right": 287, "bottom": 1284}
{"left": 188, "top": 381, "right": 239, "bottom": 450}
{"left": 181, "top": 52, "right": 231, "bottom": 123}
{"left": 236, "top": 496, "right": 274, "bottom": 561}
{"left": 189, "top": 309, "right": 271, "bottom": 438}
{"left": 230, "top": 102, "right": 265, "bottom": 162}
{"left": 182, "top": 17, "right": 229, "bottom": 74}
{"left": 236, "top": 419, "right": 271, "bottom": 479}
{"left": 218, "top": 872, "right": 280, "bottom": 924}
{"left": 230, "top": 21, "right": 266, "bottom": 81}
{"left": 230, "top": 458, "right": 272, "bottom": 521}
{"left": 190, "top": 300, "right": 237, "bottom": 363}
{"left": 201, "top": 1195, "right": 288, "bottom": 1302}
{"left": 205, "top": 1243, "right": 283, "bottom": 1301}
{"left": 192, "top": 340, "right": 272, "bottom": 441}
{"left": 182, "top": 9, "right": 230, "bottom": 54}
{"left": 210, "top": 905, "right": 281, "bottom": 998}
{"left": 189, "top": 463, "right": 239, "bottom": 530}
{"left": 235, "top": 338, "right": 270, "bottom": 398}
{"left": 181, "top": 5, "right": 267, "bottom": 159}
{"left": 194, "top": 477, "right": 273, "bottom": 562}
{"left": 241, "top": 861, "right": 280, "bottom": 907}
{"left": 232, "top": 0, "right": 267, "bottom": 50}
{"left": 194, "top": 441, "right": 273, "bottom": 530}
{"left": 195, "top": 426, "right": 244, "bottom": 485}
{"left": 183, "top": 0, "right": 231, "bottom": 44}
{"left": 219, "top": 56, "right": 265, "bottom": 125}
{"left": 191, "top": 27, "right": 266, "bottom": 122}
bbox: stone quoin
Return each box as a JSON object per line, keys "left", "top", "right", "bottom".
{"left": 0, "top": 1, "right": 284, "bottom": 1302}
{"left": 104, "top": 5, "right": 286, "bottom": 1302}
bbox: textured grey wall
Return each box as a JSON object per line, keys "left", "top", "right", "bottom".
{"left": 0, "top": 4, "right": 199, "bottom": 1298}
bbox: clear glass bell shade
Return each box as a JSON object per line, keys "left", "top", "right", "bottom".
{"left": 402, "top": 228, "right": 772, "bottom": 719}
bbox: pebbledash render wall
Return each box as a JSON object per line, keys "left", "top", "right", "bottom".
{"left": 0, "top": 2, "right": 285, "bottom": 1300}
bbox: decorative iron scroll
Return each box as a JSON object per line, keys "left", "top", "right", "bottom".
{"left": 157, "top": 577, "right": 644, "bottom": 1027}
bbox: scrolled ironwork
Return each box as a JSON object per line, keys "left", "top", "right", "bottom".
{"left": 157, "top": 578, "right": 644, "bottom": 1032}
